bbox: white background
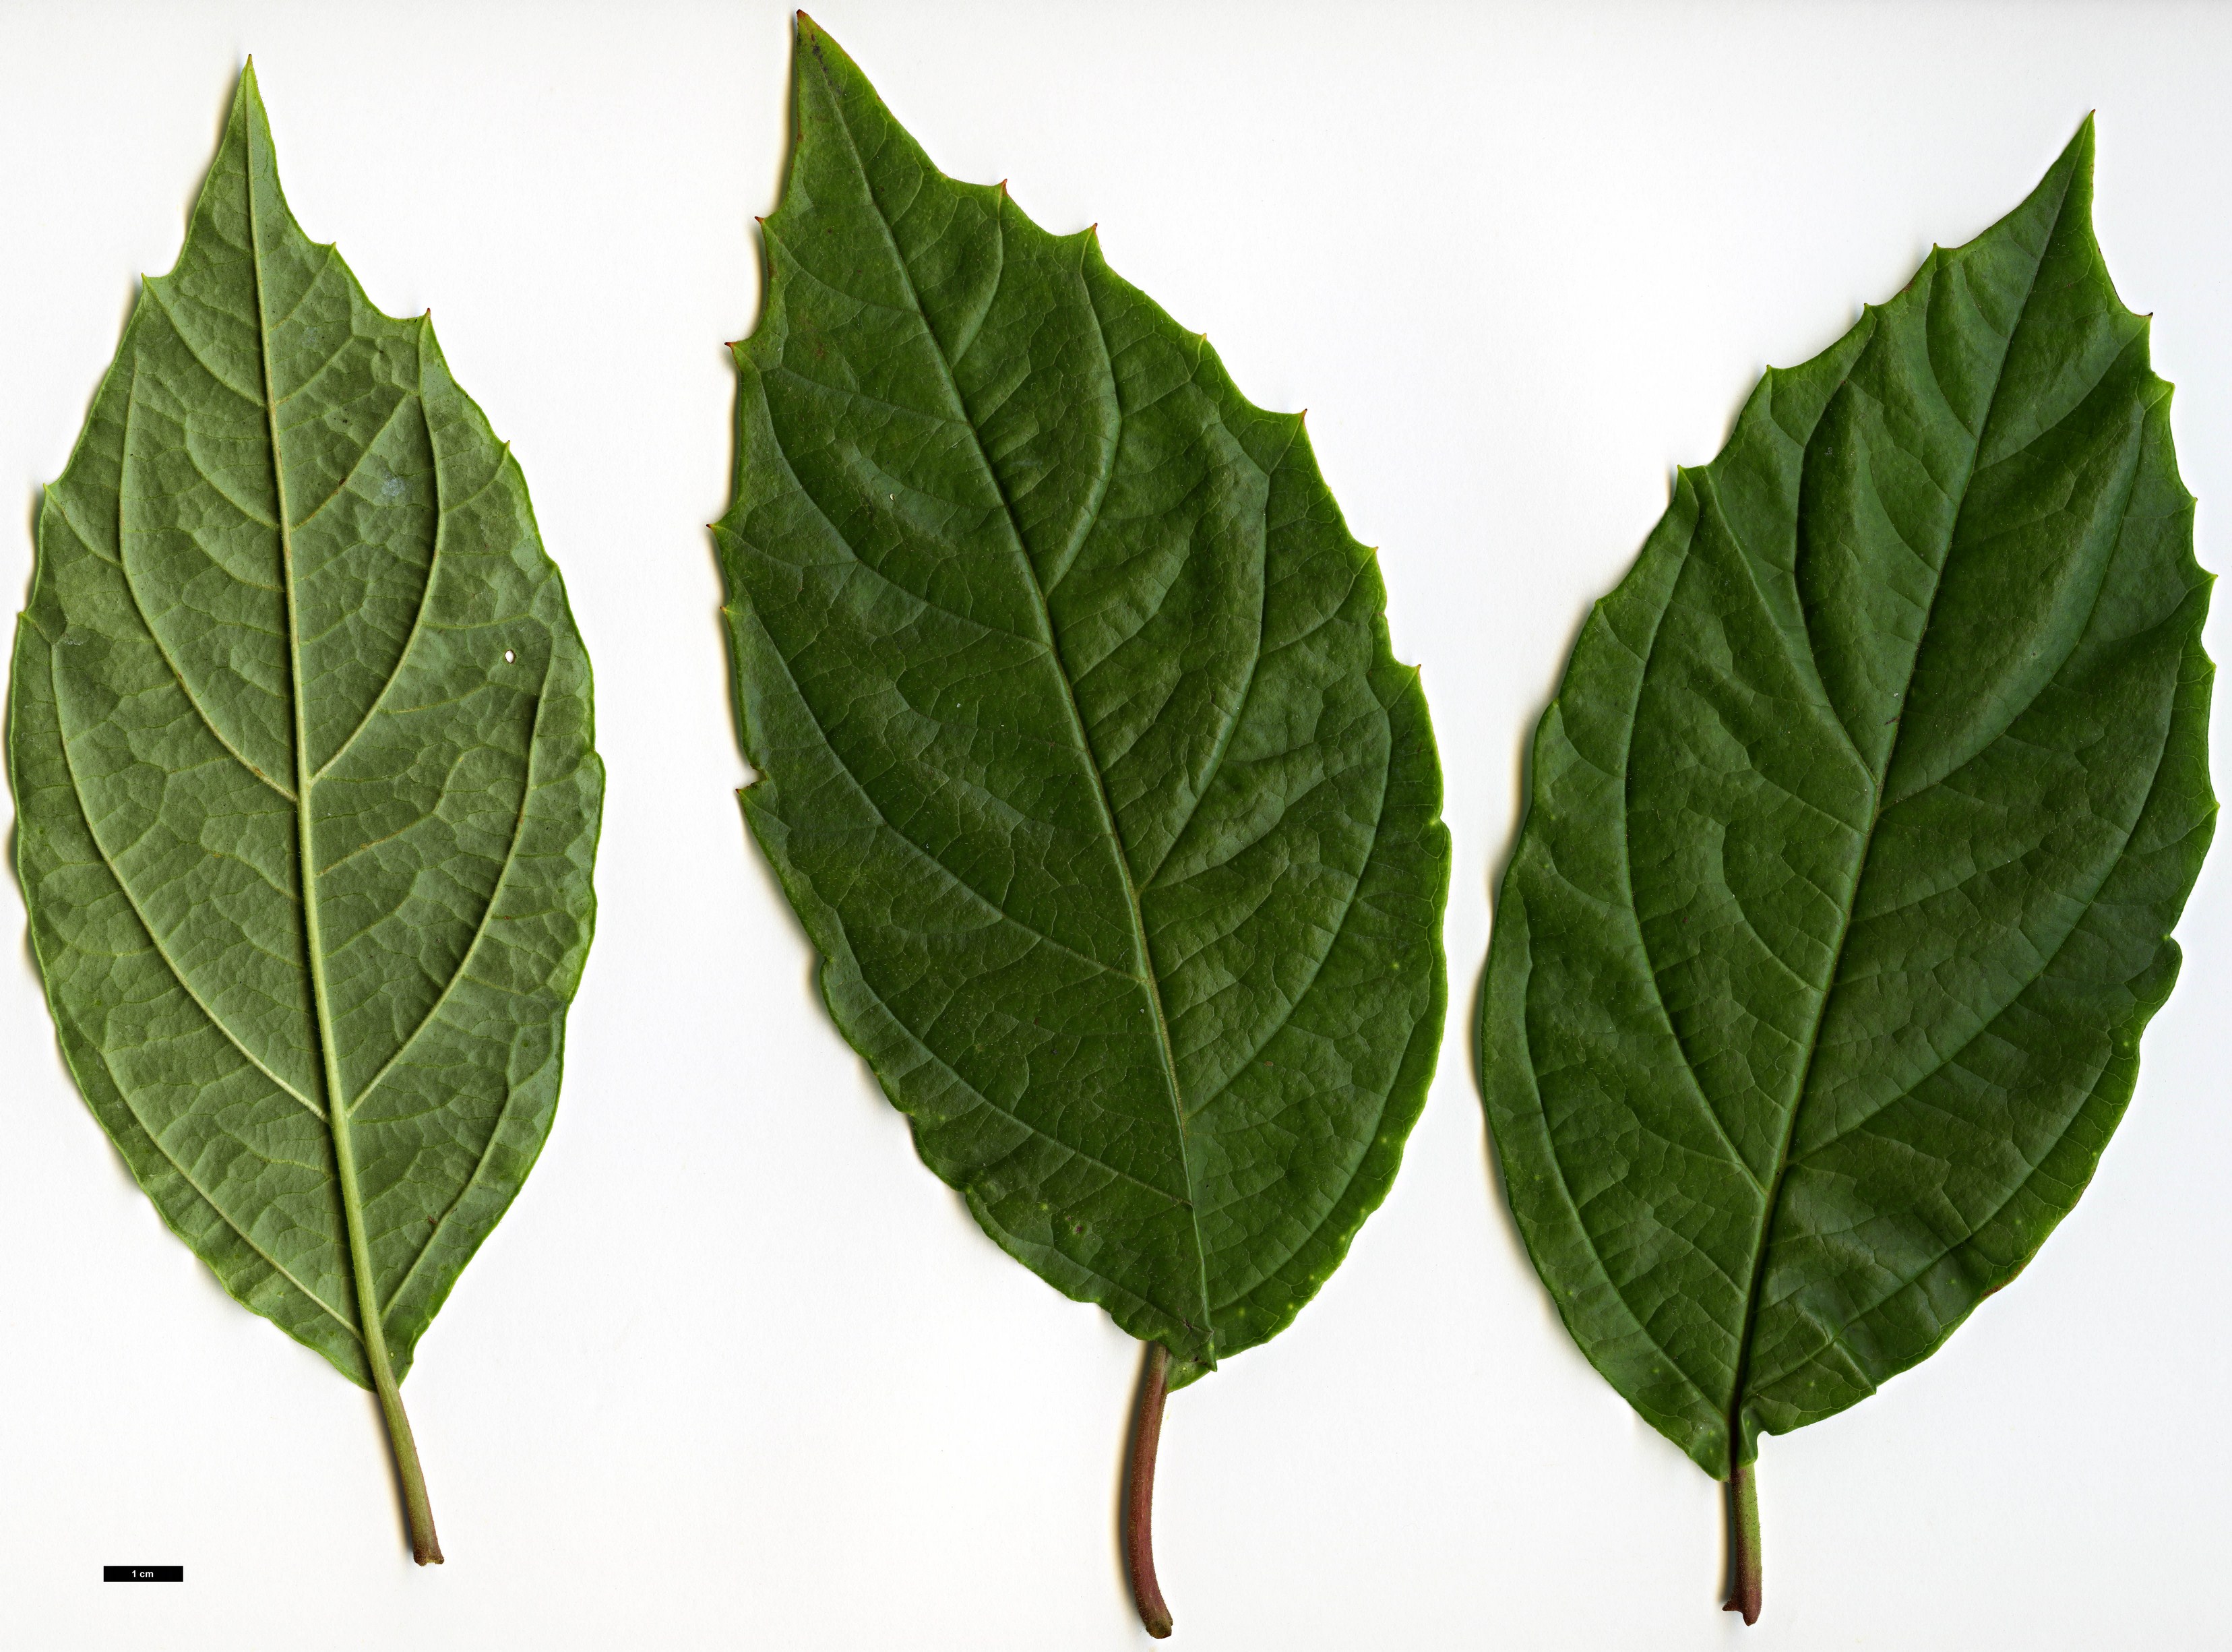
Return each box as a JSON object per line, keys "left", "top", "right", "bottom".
{"left": 2, "top": 1, "right": 2229, "bottom": 1647}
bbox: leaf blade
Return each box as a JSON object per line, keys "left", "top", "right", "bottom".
{"left": 1481, "top": 121, "right": 2214, "bottom": 1478}
{"left": 9, "top": 65, "right": 604, "bottom": 1393}
{"left": 720, "top": 18, "right": 1450, "bottom": 1380}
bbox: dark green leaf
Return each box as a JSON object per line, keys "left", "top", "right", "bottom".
{"left": 8, "top": 66, "right": 602, "bottom": 1558}
{"left": 1481, "top": 118, "right": 2213, "bottom": 1575}
{"left": 716, "top": 18, "right": 1449, "bottom": 1390}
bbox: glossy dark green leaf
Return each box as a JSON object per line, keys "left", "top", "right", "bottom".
{"left": 716, "top": 20, "right": 1448, "bottom": 1393}
{"left": 1481, "top": 121, "right": 2212, "bottom": 1617}
{"left": 8, "top": 66, "right": 603, "bottom": 1560}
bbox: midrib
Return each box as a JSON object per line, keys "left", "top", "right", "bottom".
{"left": 246, "top": 128, "right": 392, "bottom": 1367}
{"left": 817, "top": 72, "right": 1214, "bottom": 1343}
{"left": 1720, "top": 181, "right": 2074, "bottom": 1462}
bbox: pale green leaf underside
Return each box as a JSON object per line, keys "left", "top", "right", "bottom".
{"left": 1483, "top": 123, "right": 2215, "bottom": 1476}
{"left": 717, "top": 21, "right": 1450, "bottom": 1382}
{"left": 9, "top": 68, "right": 603, "bottom": 1387}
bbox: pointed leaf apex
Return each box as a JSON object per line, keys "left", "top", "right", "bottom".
{"left": 2057, "top": 113, "right": 2097, "bottom": 175}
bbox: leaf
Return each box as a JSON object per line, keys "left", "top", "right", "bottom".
{"left": 715, "top": 17, "right": 1449, "bottom": 1631}
{"left": 1479, "top": 121, "right": 2214, "bottom": 1621}
{"left": 7, "top": 65, "right": 603, "bottom": 1563}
